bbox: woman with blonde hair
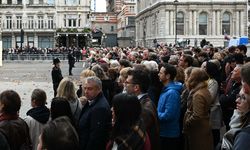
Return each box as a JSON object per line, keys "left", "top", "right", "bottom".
{"left": 57, "top": 77, "right": 82, "bottom": 122}
{"left": 77, "top": 69, "right": 96, "bottom": 97}
{"left": 118, "top": 67, "right": 132, "bottom": 93}
{"left": 91, "top": 64, "right": 114, "bottom": 104}
{"left": 183, "top": 68, "right": 213, "bottom": 150}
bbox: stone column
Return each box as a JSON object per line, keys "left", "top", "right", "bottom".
{"left": 170, "top": 11, "right": 174, "bottom": 35}
{"left": 212, "top": 11, "right": 216, "bottom": 35}
{"left": 34, "top": 33, "right": 38, "bottom": 48}
{"left": 236, "top": 11, "right": 239, "bottom": 36}
{"left": 217, "top": 11, "right": 220, "bottom": 35}
{"left": 208, "top": 16, "right": 212, "bottom": 36}
{"left": 194, "top": 11, "right": 197, "bottom": 35}
{"left": 240, "top": 11, "right": 244, "bottom": 36}
{"left": 12, "top": 34, "right": 15, "bottom": 48}
{"left": 24, "top": 33, "right": 27, "bottom": 47}
{"left": 166, "top": 11, "right": 170, "bottom": 35}
{"left": 189, "top": 11, "right": 192, "bottom": 35}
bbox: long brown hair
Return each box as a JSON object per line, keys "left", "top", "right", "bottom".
{"left": 187, "top": 68, "right": 209, "bottom": 90}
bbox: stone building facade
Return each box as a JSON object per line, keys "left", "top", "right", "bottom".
{"left": 90, "top": 12, "right": 118, "bottom": 47}
{"left": 136, "top": 0, "right": 248, "bottom": 48}
{"left": 107, "top": 0, "right": 137, "bottom": 47}
{"left": 0, "top": 0, "right": 91, "bottom": 49}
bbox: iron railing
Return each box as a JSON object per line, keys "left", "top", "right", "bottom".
{"left": 2, "top": 53, "right": 69, "bottom": 61}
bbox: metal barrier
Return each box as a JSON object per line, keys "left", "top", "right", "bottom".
{"left": 2, "top": 53, "right": 69, "bottom": 61}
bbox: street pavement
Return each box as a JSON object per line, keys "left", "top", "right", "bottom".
{"left": 0, "top": 60, "right": 84, "bottom": 118}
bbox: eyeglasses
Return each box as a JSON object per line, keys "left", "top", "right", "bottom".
{"left": 236, "top": 94, "right": 247, "bottom": 101}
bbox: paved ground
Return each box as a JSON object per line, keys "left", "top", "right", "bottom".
{"left": 0, "top": 60, "right": 84, "bottom": 118}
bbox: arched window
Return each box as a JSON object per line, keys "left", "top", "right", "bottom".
{"left": 222, "top": 12, "right": 231, "bottom": 35}
{"left": 177, "top": 12, "right": 184, "bottom": 35}
{"left": 199, "top": 12, "right": 208, "bottom": 35}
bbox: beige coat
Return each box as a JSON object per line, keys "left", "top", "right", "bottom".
{"left": 183, "top": 82, "right": 213, "bottom": 150}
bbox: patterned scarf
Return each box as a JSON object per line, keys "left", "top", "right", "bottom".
{"left": 108, "top": 120, "right": 147, "bottom": 150}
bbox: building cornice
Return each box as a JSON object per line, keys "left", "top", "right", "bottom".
{"left": 0, "top": 4, "right": 23, "bottom": 8}
{"left": 136, "top": 1, "right": 247, "bottom": 18}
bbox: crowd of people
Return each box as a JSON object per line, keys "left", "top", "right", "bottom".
{"left": 1, "top": 42, "right": 250, "bottom": 150}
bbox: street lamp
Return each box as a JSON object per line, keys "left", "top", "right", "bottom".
{"left": 174, "top": 0, "right": 178, "bottom": 46}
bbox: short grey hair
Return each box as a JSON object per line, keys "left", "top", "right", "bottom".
{"left": 84, "top": 76, "right": 102, "bottom": 89}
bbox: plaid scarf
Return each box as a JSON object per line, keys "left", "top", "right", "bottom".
{"left": 108, "top": 120, "right": 147, "bottom": 150}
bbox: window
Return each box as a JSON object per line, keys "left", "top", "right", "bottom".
{"left": 249, "top": 10, "right": 250, "bottom": 22}
{"left": 68, "top": 19, "right": 77, "bottom": 27}
{"left": 91, "top": 16, "right": 96, "bottom": 21}
{"left": 7, "top": 0, "right": 12, "bottom": 4}
{"left": 128, "top": 16, "right": 135, "bottom": 25}
{"left": 78, "top": 14, "right": 81, "bottom": 27}
{"left": 39, "top": 0, "right": 43, "bottom": 4}
{"left": 222, "top": 12, "right": 231, "bottom": 35}
{"left": 104, "top": 16, "right": 109, "bottom": 21}
{"left": 16, "top": 16, "right": 22, "bottom": 29}
{"left": 29, "top": 0, "right": 33, "bottom": 4}
{"left": 6, "top": 16, "right": 12, "bottom": 29}
{"left": 28, "top": 16, "right": 34, "bottom": 29}
{"left": 65, "top": 0, "right": 78, "bottom": 5}
{"left": 0, "top": 0, "right": 2, "bottom": 4}
{"left": 38, "top": 16, "right": 44, "bottom": 29}
{"left": 48, "top": 16, "right": 53, "bottom": 29}
{"left": 129, "top": 6, "right": 135, "bottom": 13}
{"left": 17, "top": 0, "right": 22, "bottom": 4}
{"left": 199, "top": 12, "right": 208, "bottom": 35}
{"left": 48, "top": 0, "right": 54, "bottom": 5}
{"left": 177, "top": 12, "right": 184, "bottom": 35}
{"left": 38, "top": 36, "right": 54, "bottom": 48}
{"left": 111, "top": 26, "right": 114, "bottom": 32}
{"left": 64, "top": 14, "right": 66, "bottom": 27}
{"left": 3, "top": 36, "right": 12, "bottom": 49}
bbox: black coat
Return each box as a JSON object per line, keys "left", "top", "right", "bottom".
{"left": 79, "top": 92, "right": 111, "bottom": 150}
{"left": 68, "top": 53, "right": 75, "bottom": 67}
{"left": 51, "top": 66, "right": 63, "bottom": 89}
{"left": 0, "top": 118, "right": 32, "bottom": 150}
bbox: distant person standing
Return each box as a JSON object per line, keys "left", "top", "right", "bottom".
{"left": 68, "top": 51, "right": 75, "bottom": 76}
{"left": 51, "top": 58, "right": 63, "bottom": 97}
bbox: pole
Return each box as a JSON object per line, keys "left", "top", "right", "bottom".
{"left": 21, "top": 29, "right": 24, "bottom": 52}
{"left": 0, "top": 41, "right": 2, "bottom": 67}
{"left": 0, "top": 24, "right": 2, "bottom": 66}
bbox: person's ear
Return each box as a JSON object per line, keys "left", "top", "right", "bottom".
{"left": 166, "top": 74, "right": 170, "bottom": 80}
{"left": 243, "top": 83, "right": 250, "bottom": 95}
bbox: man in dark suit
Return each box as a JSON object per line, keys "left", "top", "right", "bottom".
{"left": 51, "top": 58, "right": 63, "bottom": 97}
{"left": 79, "top": 76, "right": 111, "bottom": 150}
{"left": 125, "top": 68, "right": 160, "bottom": 150}
{"left": 68, "top": 50, "right": 75, "bottom": 75}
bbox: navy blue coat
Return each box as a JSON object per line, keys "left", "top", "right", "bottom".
{"left": 79, "top": 92, "right": 111, "bottom": 150}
